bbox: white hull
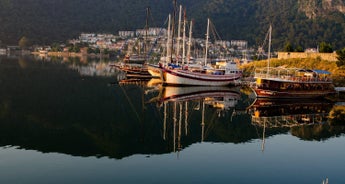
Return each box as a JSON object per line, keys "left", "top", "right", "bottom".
{"left": 162, "top": 68, "right": 242, "bottom": 86}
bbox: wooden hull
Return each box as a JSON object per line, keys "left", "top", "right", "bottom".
{"left": 252, "top": 67, "right": 336, "bottom": 99}
{"left": 253, "top": 88, "right": 335, "bottom": 99}
{"left": 162, "top": 68, "right": 242, "bottom": 86}
{"left": 120, "top": 66, "right": 150, "bottom": 75}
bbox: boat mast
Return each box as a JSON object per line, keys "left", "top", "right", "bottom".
{"left": 267, "top": 25, "right": 272, "bottom": 77}
{"left": 187, "top": 20, "right": 193, "bottom": 65}
{"left": 182, "top": 8, "right": 186, "bottom": 65}
{"left": 145, "top": 7, "right": 149, "bottom": 60}
{"left": 204, "top": 18, "right": 210, "bottom": 66}
{"left": 170, "top": 0, "right": 177, "bottom": 63}
{"left": 166, "top": 14, "right": 172, "bottom": 63}
{"left": 176, "top": 5, "right": 182, "bottom": 62}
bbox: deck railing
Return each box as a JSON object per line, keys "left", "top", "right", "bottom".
{"left": 254, "top": 73, "right": 332, "bottom": 83}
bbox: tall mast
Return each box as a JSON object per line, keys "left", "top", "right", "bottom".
{"left": 171, "top": 0, "right": 177, "bottom": 63}
{"left": 267, "top": 25, "right": 272, "bottom": 77}
{"left": 144, "top": 7, "right": 149, "bottom": 59}
{"left": 182, "top": 8, "right": 186, "bottom": 65}
{"left": 176, "top": 5, "right": 182, "bottom": 62}
{"left": 187, "top": 20, "right": 193, "bottom": 65}
{"left": 204, "top": 18, "right": 210, "bottom": 66}
{"left": 166, "top": 14, "right": 172, "bottom": 63}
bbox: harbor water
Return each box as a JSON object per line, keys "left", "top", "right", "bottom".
{"left": 0, "top": 56, "right": 344, "bottom": 184}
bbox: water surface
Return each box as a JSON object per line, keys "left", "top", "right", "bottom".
{"left": 0, "top": 56, "right": 344, "bottom": 184}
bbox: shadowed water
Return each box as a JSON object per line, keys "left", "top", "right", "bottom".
{"left": 0, "top": 56, "right": 344, "bottom": 184}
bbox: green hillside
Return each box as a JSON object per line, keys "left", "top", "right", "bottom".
{"left": 0, "top": 0, "right": 344, "bottom": 50}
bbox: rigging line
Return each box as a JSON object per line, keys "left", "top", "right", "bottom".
{"left": 257, "top": 25, "right": 271, "bottom": 58}
{"left": 209, "top": 20, "right": 222, "bottom": 41}
{"left": 119, "top": 86, "right": 142, "bottom": 122}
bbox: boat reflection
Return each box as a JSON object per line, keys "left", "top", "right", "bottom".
{"left": 159, "top": 86, "right": 240, "bottom": 106}
{"left": 248, "top": 98, "right": 336, "bottom": 150}
{"left": 249, "top": 98, "right": 334, "bottom": 128}
{"left": 149, "top": 86, "right": 241, "bottom": 152}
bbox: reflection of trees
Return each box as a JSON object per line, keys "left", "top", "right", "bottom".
{"left": 291, "top": 124, "right": 345, "bottom": 141}
{"left": 290, "top": 105, "right": 345, "bottom": 141}
{"left": 329, "top": 105, "right": 345, "bottom": 126}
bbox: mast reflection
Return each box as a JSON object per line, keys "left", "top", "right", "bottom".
{"left": 152, "top": 85, "right": 241, "bottom": 152}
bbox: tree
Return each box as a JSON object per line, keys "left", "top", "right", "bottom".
{"left": 336, "top": 48, "right": 345, "bottom": 67}
{"left": 51, "top": 43, "right": 62, "bottom": 52}
{"left": 67, "top": 44, "right": 80, "bottom": 53}
{"left": 295, "top": 45, "right": 304, "bottom": 52}
{"left": 87, "top": 47, "right": 94, "bottom": 54}
{"left": 283, "top": 42, "right": 294, "bottom": 52}
{"left": 18, "top": 36, "right": 30, "bottom": 49}
{"left": 319, "top": 42, "right": 333, "bottom": 53}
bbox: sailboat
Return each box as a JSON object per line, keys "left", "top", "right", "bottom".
{"left": 161, "top": 18, "right": 242, "bottom": 86}
{"left": 114, "top": 7, "right": 154, "bottom": 79}
{"left": 147, "top": 12, "right": 174, "bottom": 79}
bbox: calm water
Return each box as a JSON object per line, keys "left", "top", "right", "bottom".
{"left": 0, "top": 56, "right": 344, "bottom": 184}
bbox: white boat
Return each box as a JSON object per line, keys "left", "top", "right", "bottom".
{"left": 162, "top": 61, "right": 242, "bottom": 86}
{"left": 161, "top": 18, "right": 242, "bottom": 86}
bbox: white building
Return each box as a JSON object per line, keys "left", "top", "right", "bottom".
{"left": 119, "top": 31, "right": 135, "bottom": 38}
{"left": 230, "top": 40, "right": 247, "bottom": 49}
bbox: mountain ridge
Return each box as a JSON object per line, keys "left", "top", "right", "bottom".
{"left": 0, "top": 0, "right": 344, "bottom": 50}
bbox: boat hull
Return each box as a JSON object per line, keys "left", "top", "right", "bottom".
{"left": 253, "top": 88, "right": 335, "bottom": 99}
{"left": 147, "top": 64, "right": 163, "bottom": 78}
{"left": 252, "top": 67, "right": 336, "bottom": 99}
{"left": 162, "top": 68, "right": 242, "bottom": 86}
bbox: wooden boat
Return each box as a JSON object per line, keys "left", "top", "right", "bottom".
{"left": 112, "top": 62, "right": 151, "bottom": 79}
{"left": 251, "top": 25, "right": 335, "bottom": 98}
{"left": 113, "top": 8, "right": 156, "bottom": 79}
{"left": 252, "top": 67, "right": 336, "bottom": 98}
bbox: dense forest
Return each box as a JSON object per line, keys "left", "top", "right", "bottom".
{"left": 0, "top": 0, "right": 344, "bottom": 50}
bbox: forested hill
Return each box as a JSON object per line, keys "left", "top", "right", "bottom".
{"left": 0, "top": 0, "right": 344, "bottom": 50}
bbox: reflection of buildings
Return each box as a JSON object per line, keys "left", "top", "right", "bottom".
{"left": 32, "top": 54, "right": 118, "bottom": 77}
{"left": 69, "top": 62, "right": 117, "bottom": 77}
